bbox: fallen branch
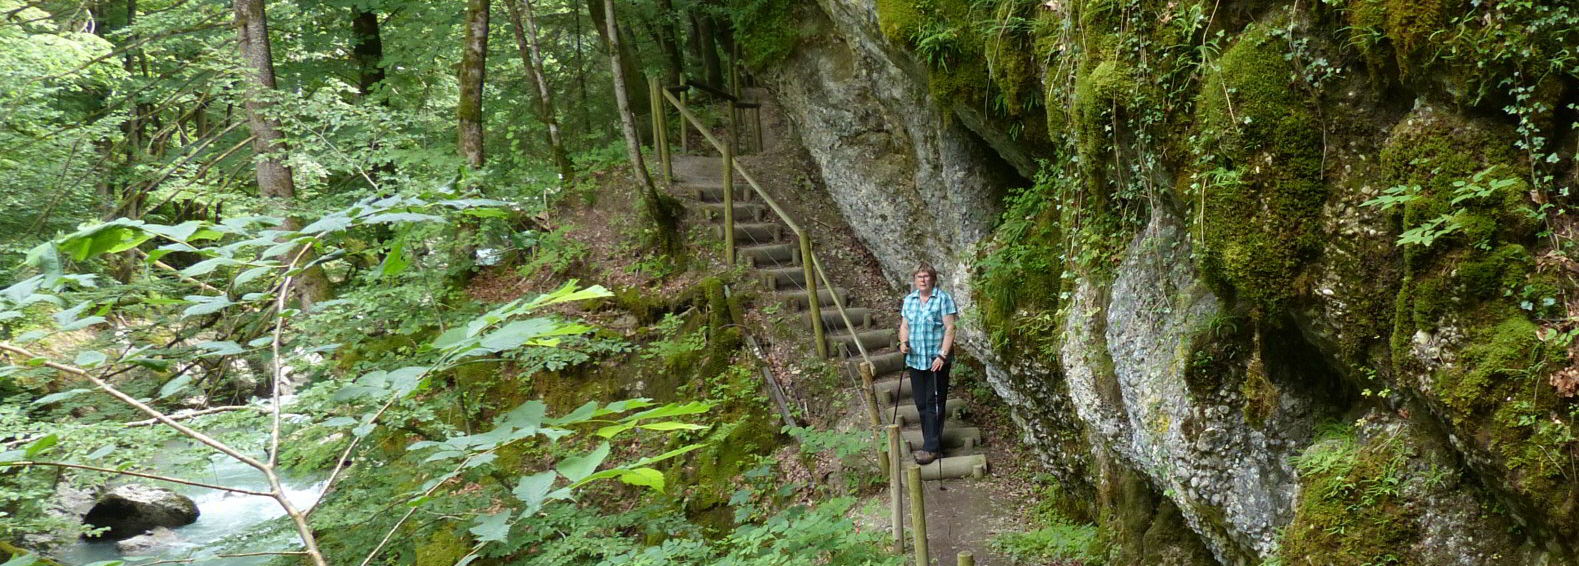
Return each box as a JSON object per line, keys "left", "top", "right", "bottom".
{"left": 126, "top": 405, "right": 265, "bottom": 427}
{"left": 2, "top": 461, "right": 273, "bottom": 497}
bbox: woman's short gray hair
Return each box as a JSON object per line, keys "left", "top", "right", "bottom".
{"left": 913, "top": 262, "right": 938, "bottom": 282}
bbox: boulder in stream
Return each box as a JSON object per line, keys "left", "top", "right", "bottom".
{"left": 83, "top": 485, "right": 199, "bottom": 540}
{"left": 114, "top": 527, "right": 182, "bottom": 554}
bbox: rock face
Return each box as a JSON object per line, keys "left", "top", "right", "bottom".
{"left": 759, "top": 0, "right": 1579, "bottom": 563}
{"left": 83, "top": 485, "right": 199, "bottom": 540}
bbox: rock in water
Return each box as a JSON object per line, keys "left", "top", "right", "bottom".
{"left": 83, "top": 485, "right": 199, "bottom": 540}
{"left": 115, "top": 527, "right": 182, "bottom": 554}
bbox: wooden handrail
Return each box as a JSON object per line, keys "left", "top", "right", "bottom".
{"left": 659, "top": 86, "right": 877, "bottom": 370}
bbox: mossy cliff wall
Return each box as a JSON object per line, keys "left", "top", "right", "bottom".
{"left": 756, "top": 0, "right": 1579, "bottom": 564}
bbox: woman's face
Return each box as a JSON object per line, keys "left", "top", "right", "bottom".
{"left": 914, "top": 271, "right": 933, "bottom": 291}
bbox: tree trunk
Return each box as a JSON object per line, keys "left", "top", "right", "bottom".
{"left": 653, "top": 0, "right": 683, "bottom": 87}
{"left": 235, "top": 0, "right": 332, "bottom": 309}
{"left": 505, "top": 0, "right": 573, "bottom": 184}
{"left": 235, "top": 0, "right": 295, "bottom": 200}
{"left": 603, "top": 0, "right": 664, "bottom": 225}
{"left": 351, "top": 6, "right": 386, "bottom": 99}
{"left": 458, "top": 0, "right": 489, "bottom": 170}
{"left": 573, "top": 0, "right": 592, "bottom": 138}
{"left": 693, "top": 12, "right": 723, "bottom": 90}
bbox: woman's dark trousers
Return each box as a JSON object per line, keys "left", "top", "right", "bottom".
{"left": 907, "top": 362, "right": 951, "bottom": 453}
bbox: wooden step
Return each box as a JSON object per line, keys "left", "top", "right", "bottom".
{"left": 722, "top": 222, "right": 784, "bottom": 244}
{"left": 699, "top": 202, "right": 768, "bottom": 223}
{"left": 774, "top": 287, "right": 848, "bottom": 311}
{"left": 847, "top": 350, "right": 905, "bottom": 376}
{"left": 761, "top": 266, "right": 805, "bottom": 290}
{"left": 874, "top": 378, "right": 910, "bottom": 406}
{"left": 692, "top": 183, "right": 752, "bottom": 203}
{"left": 901, "top": 427, "right": 981, "bottom": 451}
{"left": 737, "top": 242, "right": 798, "bottom": 267}
{"left": 913, "top": 454, "right": 989, "bottom": 480}
{"left": 811, "top": 307, "right": 874, "bottom": 331}
{"left": 881, "top": 397, "right": 966, "bottom": 427}
{"left": 828, "top": 329, "right": 895, "bottom": 357}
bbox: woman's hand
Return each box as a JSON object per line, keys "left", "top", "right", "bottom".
{"left": 929, "top": 356, "right": 945, "bottom": 372}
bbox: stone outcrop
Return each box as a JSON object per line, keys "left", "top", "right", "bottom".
{"left": 83, "top": 485, "right": 199, "bottom": 540}
{"left": 759, "top": 0, "right": 1578, "bottom": 563}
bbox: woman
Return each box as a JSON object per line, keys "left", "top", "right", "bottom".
{"left": 897, "top": 262, "right": 957, "bottom": 465}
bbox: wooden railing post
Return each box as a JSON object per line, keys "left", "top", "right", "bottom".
{"left": 801, "top": 234, "right": 825, "bottom": 358}
{"left": 657, "top": 88, "right": 671, "bottom": 183}
{"left": 957, "top": 551, "right": 974, "bottom": 566}
{"left": 860, "top": 361, "right": 880, "bottom": 428}
{"left": 679, "top": 89, "right": 690, "bottom": 154}
{"left": 722, "top": 136, "right": 735, "bottom": 264}
{"left": 907, "top": 464, "right": 928, "bottom": 566}
{"left": 648, "top": 76, "right": 659, "bottom": 152}
{"left": 887, "top": 424, "right": 904, "bottom": 552}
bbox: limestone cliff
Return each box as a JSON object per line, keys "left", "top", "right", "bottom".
{"left": 753, "top": 0, "right": 1579, "bottom": 563}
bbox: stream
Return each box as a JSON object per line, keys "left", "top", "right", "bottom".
{"left": 56, "top": 452, "right": 326, "bottom": 566}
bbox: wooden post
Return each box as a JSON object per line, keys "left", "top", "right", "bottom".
{"left": 802, "top": 235, "right": 825, "bottom": 358}
{"left": 860, "top": 362, "right": 880, "bottom": 428}
{"left": 754, "top": 106, "right": 764, "bottom": 153}
{"left": 679, "top": 89, "right": 689, "bottom": 153}
{"left": 887, "top": 424, "right": 903, "bottom": 552}
{"left": 655, "top": 82, "right": 671, "bottom": 183}
{"left": 957, "top": 551, "right": 974, "bottom": 566}
{"left": 648, "top": 76, "right": 659, "bottom": 152}
{"left": 907, "top": 464, "right": 928, "bottom": 566}
{"left": 722, "top": 137, "right": 735, "bottom": 264}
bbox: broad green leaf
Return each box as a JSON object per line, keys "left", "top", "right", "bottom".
{"left": 594, "top": 423, "right": 635, "bottom": 439}
{"left": 555, "top": 441, "right": 611, "bottom": 483}
{"left": 617, "top": 467, "right": 665, "bottom": 492}
{"left": 459, "top": 208, "right": 511, "bottom": 218}
{"left": 85, "top": 445, "right": 115, "bottom": 459}
{"left": 629, "top": 443, "right": 709, "bottom": 467}
{"left": 23, "top": 434, "right": 57, "bottom": 459}
{"left": 366, "top": 212, "right": 443, "bottom": 224}
{"left": 299, "top": 214, "right": 352, "bottom": 234}
{"left": 181, "top": 257, "right": 243, "bottom": 277}
{"left": 181, "top": 295, "right": 234, "bottom": 318}
{"left": 621, "top": 401, "right": 711, "bottom": 423}
{"left": 477, "top": 318, "right": 562, "bottom": 352}
{"left": 196, "top": 341, "right": 245, "bottom": 357}
{"left": 498, "top": 401, "right": 546, "bottom": 432}
{"left": 158, "top": 374, "right": 194, "bottom": 399}
{"left": 60, "top": 222, "right": 154, "bottom": 261}
{"left": 469, "top": 511, "right": 511, "bottom": 543}
{"left": 638, "top": 422, "right": 706, "bottom": 432}
{"left": 234, "top": 266, "right": 274, "bottom": 287}
{"left": 512, "top": 471, "right": 558, "bottom": 515}
{"left": 32, "top": 388, "right": 92, "bottom": 406}
{"left": 74, "top": 350, "right": 107, "bottom": 368}
{"left": 1, "top": 551, "right": 40, "bottom": 566}
{"left": 51, "top": 301, "right": 91, "bottom": 327}
{"left": 141, "top": 220, "right": 205, "bottom": 242}
{"left": 378, "top": 239, "right": 409, "bottom": 279}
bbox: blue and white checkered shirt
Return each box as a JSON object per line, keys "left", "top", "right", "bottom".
{"left": 901, "top": 288, "right": 957, "bottom": 370}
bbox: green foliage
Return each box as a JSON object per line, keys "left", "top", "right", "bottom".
{"left": 1282, "top": 424, "right": 1417, "bottom": 566}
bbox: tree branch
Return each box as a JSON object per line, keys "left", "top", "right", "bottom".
{"left": 2, "top": 461, "right": 273, "bottom": 497}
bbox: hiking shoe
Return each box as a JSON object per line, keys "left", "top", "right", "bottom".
{"left": 913, "top": 450, "right": 937, "bottom": 465}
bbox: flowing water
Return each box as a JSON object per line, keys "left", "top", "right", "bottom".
{"left": 56, "top": 451, "right": 326, "bottom": 565}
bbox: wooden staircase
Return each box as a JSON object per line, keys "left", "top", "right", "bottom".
{"left": 675, "top": 156, "right": 989, "bottom": 480}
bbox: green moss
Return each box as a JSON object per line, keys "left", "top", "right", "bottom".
{"left": 1381, "top": 0, "right": 1459, "bottom": 74}
{"left": 1192, "top": 23, "right": 1325, "bottom": 318}
{"left": 733, "top": 0, "right": 800, "bottom": 69}
{"left": 1281, "top": 426, "right": 1419, "bottom": 565}
{"left": 415, "top": 524, "right": 470, "bottom": 566}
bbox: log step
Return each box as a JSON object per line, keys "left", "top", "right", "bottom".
{"left": 811, "top": 307, "right": 875, "bottom": 331}
{"left": 699, "top": 202, "right": 768, "bottom": 223}
{"left": 828, "top": 329, "right": 895, "bottom": 358}
{"left": 693, "top": 183, "right": 753, "bottom": 203}
{"left": 738, "top": 242, "right": 798, "bottom": 267}
{"left": 913, "top": 454, "right": 989, "bottom": 480}
{"left": 848, "top": 351, "right": 905, "bottom": 376}
{"left": 761, "top": 266, "right": 806, "bottom": 290}
{"left": 723, "top": 222, "right": 784, "bottom": 244}
{"left": 901, "top": 427, "right": 981, "bottom": 451}
{"left": 774, "top": 287, "right": 848, "bottom": 311}
{"left": 874, "top": 378, "right": 911, "bottom": 406}
{"left": 881, "top": 397, "right": 966, "bottom": 427}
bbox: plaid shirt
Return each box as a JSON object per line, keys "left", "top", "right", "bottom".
{"left": 901, "top": 288, "right": 957, "bottom": 370}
